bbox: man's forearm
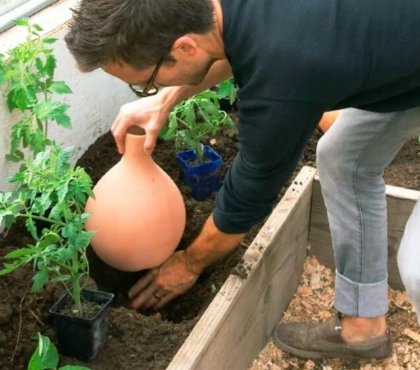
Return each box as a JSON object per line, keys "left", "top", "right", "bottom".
{"left": 184, "top": 214, "right": 245, "bottom": 275}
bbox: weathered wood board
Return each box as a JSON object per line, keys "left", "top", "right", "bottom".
{"left": 168, "top": 166, "right": 317, "bottom": 370}
{"left": 168, "top": 167, "right": 417, "bottom": 370}
{"left": 308, "top": 177, "right": 419, "bottom": 289}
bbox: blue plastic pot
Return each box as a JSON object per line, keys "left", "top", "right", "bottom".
{"left": 176, "top": 145, "right": 222, "bottom": 200}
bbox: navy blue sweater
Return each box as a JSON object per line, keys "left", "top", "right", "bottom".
{"left": 213, "top": 0, "right": 420, "bottom": 233}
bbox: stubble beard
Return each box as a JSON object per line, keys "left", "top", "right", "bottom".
{"left": 186, "top": 58, "right": 216, "bottom": 86}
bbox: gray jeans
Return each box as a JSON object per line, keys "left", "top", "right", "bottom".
{"left": 316, "top": 107, "right": 420, "bottom": 319}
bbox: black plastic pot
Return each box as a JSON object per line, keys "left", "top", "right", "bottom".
{"left": 49, "top": 288, "right": 114, "bottom": 361}
{"left": 176, "top": 145, "right": 222, "bottom": 200}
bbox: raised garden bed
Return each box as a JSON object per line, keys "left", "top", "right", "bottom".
{"left": 0, "top": 127, "right": 418, "bottom": 369}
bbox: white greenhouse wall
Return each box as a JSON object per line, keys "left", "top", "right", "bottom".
{"left": 0, "top": 1, "right": 135, "bottom": 191}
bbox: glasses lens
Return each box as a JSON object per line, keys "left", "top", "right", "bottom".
{"left": 146, "top": 84, "right": 158, "bottom": 95}
{"left": 129, "top": 84, "right": 158, "bottom": 97}
{"left": 128, "top": 57, "right": 163, "bottom": 97}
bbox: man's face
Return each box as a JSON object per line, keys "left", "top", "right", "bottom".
{"left": 102, "top": 55, "right": 215, "bottom": 90}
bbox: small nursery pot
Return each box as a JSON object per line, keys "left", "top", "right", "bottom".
{"left": 176, "top": 145, "right": 222, "bottom": 200}
{"left": 49, "top": 288, "right": 114, "bottom": 361}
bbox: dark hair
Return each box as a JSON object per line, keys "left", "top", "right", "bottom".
{"left": 65, "top": 0, "right": 215, "bottom": 72}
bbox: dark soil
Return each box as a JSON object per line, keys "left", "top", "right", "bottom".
{"left": 0, "top": 119, "right": 418, "bottom": 370}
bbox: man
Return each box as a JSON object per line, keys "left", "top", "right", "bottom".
{"left": 65, "top": 0, "right": 420, "bottom": 361}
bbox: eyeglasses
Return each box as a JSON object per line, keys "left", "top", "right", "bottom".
{"left": 129, "top": 57, "right": 164, "bottom": 98}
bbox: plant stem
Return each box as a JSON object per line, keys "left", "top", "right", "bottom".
{"left": 19, "top": 213, "right": 66, "bottom": 226}
{"left": 71, "top": 248, "right": 83, "bottom": 313}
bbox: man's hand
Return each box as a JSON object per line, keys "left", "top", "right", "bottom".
{"left": 111, "top": 91, "right": 174, "bottom": 155}
{"left": 128, "top": 250, "right": 200, "bottom": 310}
{"left": 128, "top": 215, "right": 245, "bottom": 310}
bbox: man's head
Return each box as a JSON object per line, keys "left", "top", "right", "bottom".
{"left": 65, "top": 0, "right": 215, "bottom": 72}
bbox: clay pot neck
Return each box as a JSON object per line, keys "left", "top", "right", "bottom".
{"left": 122, "top": 127, "right": 153, "bottom": 168}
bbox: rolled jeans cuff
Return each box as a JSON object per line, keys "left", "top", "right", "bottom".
{"left": 335, "top": 270, "right": 388, "bottom": 317}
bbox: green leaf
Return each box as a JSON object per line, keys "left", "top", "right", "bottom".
{"left": 26, "top": 217, "right": 38, "bottom": 240}
{"left": 49, "top": 81, "right": 72, "bottom": 94}
{"left": 3, "top": 246, "right": 36, "bottom": 259}
{"left": 48, "top": 203, "right": 63, "bottom": 221}
{"left": 8, "top": 169, "right": 26, "bottom": 183}
{"left": 38, "top": 232, "right": 60, "bottom": 249}
{"left": 32, "top": 23, "right": 43, "bottom": 32}
{"left": 45, "top": 55, "right": 56, "bottom": 78}
{"left": 0, "top": 261, "right": 26, "bottom": 276}
{"left": 14, "top": 18, "right": 29, "bottom": 26}
{"left": 8, "top": 85, "right": 35, "bottom": 111}
{"left": 42, "top": 37, "right": 57, "bottom": 45}
{"left": 5, "top": 151, "right": 24, "bottom": 162}
{"left": 56, "top": 182, "right": 69, "bottom": 204}
{"left": 28, "top": 333, "right": 59, "bottom": 370}
{"left": 75, "top": 230, "right": 94, "bottom": 249}
{"left": 31, "top": 269, "right": 48, "bottom": 292}
{"left": 33, "top": 100, "right": 60, "bottom": 121}
{"left": 35, "top": 57, "right": 45, "bottom": 75}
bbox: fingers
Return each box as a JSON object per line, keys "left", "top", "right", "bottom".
{"left": 128, "top": 269, "right": 168, "bottom": 310}
{"left": 128, "top": 274, "right": 179, "bottom": 311}
{"left": 111, "top": 101, "right": 143, "bottom": 154}
{"left": 153, "top": 292, "right": 178, "bottom": 310}
{"left": 143, "top": 125, "right": 159, "bottom": 155}
{"left": 131, "top": 285, "right": 175, "bottom": 310}
{"left": 128, "top": 251, "right": 200, "bottom": 311}
{"left": 111, "top": 113, "right": 126, "bottom": 154}
{"left": 130, "top": 282, "right": 158, "bottom": 309}
{"left": 128, "top": 269, "right": 157, "bottom": 299}
{"left": 110, "top": 103, "right": 161, "bottom": 156}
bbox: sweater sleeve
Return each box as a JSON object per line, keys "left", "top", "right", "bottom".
{"left": 213, "top": 98, "right": 323, "bottom": 234}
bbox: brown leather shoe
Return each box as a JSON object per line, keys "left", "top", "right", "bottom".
{"left": 272, "top": 314, "right": 392, "bottom": 360}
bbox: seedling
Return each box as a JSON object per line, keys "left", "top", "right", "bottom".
{"left": 160, "top": 88, "right": 233, "bottom": 163}
{"left": 0, "top": 18, "right": 72, "bottom": 162}
{"left": 0, "top": 145, "right": 94, "bottom": 313}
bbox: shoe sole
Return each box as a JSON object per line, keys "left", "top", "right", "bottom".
{"left": 272, "top": 332, "right": 393, "bottom": 361}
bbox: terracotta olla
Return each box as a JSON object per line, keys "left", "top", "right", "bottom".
{"left": 85, "top": 127, "right": 186, "bottom": 271}
{"left": 318, "top": 110, "right": 340, "bottom": 133}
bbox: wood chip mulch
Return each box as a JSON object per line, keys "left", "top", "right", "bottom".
{"left": 249, "top": 256, "right": 420, "bottom": 370}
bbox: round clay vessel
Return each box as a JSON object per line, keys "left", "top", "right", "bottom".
{"left": 319, "top": 110, "right": 339, "bottom": 133}
{"left": 85, "top": 127, "right": 186, "bottom": 271}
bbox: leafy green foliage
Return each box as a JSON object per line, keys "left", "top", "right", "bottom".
{"left": 0, "top": 18, "right": 94, "bottom": 312}
{"left": 0, "top": 145, "right": 94, "bottom": 312}
{"left": 28, "top": 333, "right": 90, "bottom": 370}
{"left": 0, "top": 18, "right": 72, "bottom": 162}
{"left": 215, "top": 78, "right": 238, "bottom": 106}
{"left": 160, "top": 86, "right": 233, "bottom": 163}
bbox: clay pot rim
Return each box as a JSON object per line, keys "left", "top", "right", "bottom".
{"left": 127, "top": 126, "right": 146, "bottom": 136}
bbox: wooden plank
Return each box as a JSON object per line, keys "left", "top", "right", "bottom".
{"left": 308, "top": 176, "right": 419, "bottom": 290}
{"left": 308, "top": 179, "right": 332, "bottom": 273}
{"left": 168, "top": 166, "right": 317, "bottom": 370}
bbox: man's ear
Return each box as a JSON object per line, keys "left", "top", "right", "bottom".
{"left": 171, "top": 36, "right": 198, "bottom": 58}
